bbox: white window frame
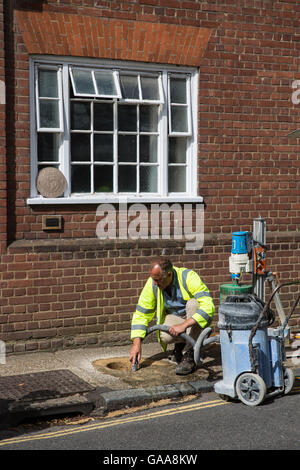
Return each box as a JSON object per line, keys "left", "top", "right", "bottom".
{"left": 35, "top": 64, "right": 64, "bottom": 132}
{"left": 119, "top": 71, "right": 164, "bottom": 104}
{"left": 168, "top": 73, "right": 192, "bottom": 136}
{"left": 70, "top": 67, "right": 122, "bottom": 99}
{"left": 28, "top": 56, "right": 202, "bottom": 205}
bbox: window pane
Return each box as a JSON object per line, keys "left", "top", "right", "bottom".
{"left": 118, "top": 135, "right": 137, "bottom": 162}
{"left": 140, "top": 105, "right": 158, "bottom": 132}
{"left": 118, "top": 105, "right": 137, "bottom": 132}
{"left": 94, "top": 165, "right": 113, "bottom": 192}
{"left": 141, "top": 76, "right": 159, "bottom": 101}
{"left": 38, "top": 133, "right": 60, "bottom": 162}
{"left": 168, "top": 166, "right": 186, "bottom": 192}
{"left": 72, "top": 69, "right": 95, "bottom": 95}
{"left": 94, "top": 103, "right": 113, "bottom": 131}
{"left": 140, "top": 135, "right": 157, "bottom": 163}
{"left": 71, "top": 133, "right": 91, "bottom": 161}
{"left": 71, "top": 165, "right": 91, "bottom": 193}
{"left": 71, "top": 102, "right": 91, "bottom": 130}
{"left": 38, "top": 69, "right": 58, "bottom": 98}
{"left": 94, "top": 134, "right": 113, "bottom": 162}
{"left": 118, "top": 165, "right": 136, "bottom": 192}
{"left": 120, "top": 74, "right": 139, "bottom": 100}
{"left": 171, "top": 106, "right": 188, "bottom": 133}
{"left": 170, "top": 78, "right": 187, "bottom": 104}
{"left": 140, "top": 166, "right": 158, "bottom": 192}
{"left": 39, "top": 100, "right": 59, "bottom": 128}
{"left": 168, "top": 137, "right": 187, "bottom": 163}
{"left": 94, "top": 71, "right": 117, "bottom": 96}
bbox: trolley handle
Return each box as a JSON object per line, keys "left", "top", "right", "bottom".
{"left": 249, "top": 280, "right": 300, "bottom": 372}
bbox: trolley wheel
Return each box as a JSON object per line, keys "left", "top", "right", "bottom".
{"left": 235, "top": 373, "right": 266, "bottom": 406}
{"left": 283, "top": 367, "right": 295, "bottom": 395}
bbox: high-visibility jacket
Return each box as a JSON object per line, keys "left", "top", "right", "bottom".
{"left": 131, "top": 266, "right": 215, "bottom": 350}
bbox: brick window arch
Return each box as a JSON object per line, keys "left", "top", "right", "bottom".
{"left": 15, "top": 11, "right": 211, "bottom": 67}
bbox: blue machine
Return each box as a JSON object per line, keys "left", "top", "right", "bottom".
{"left": 231, "top": 231, "right": 249, "bottom": 255}
{"left": 214, "top": 282, "right": 299, "bottom": 406}
{"left": 229, "top": 231, "right": 252, "bottom": 282}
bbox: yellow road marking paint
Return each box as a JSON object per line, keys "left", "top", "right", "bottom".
{"left": 0, "top": 399, "right": 229, "bottom": 447}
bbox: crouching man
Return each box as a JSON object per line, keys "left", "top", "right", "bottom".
{"left": 129, "top": 257, "right": 215, "bottom": 375}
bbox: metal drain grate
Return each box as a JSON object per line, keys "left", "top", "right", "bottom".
{"left": 0, "top": 370, "right": 94, "bottom": 402}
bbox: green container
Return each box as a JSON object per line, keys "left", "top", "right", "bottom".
{"left": 220, "top": 283, "right": 252, "bottom": 303}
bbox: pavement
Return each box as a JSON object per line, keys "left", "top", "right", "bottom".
{"left": 0, "top": 338, "right": 299, "bottom": 429}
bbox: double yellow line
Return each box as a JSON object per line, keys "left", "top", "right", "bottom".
{"left": 0, "top": 399, "right": 228, "bottom": 447}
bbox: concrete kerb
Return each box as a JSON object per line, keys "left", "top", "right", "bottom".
{"left": 92, "top": 366, "right": 300, "bottom": 416}
{"left": 0, "top": 394, "right": 96, "bottom": 430}
{"left": 0, "top": 380, "right": 215, "bottom": 429}
{"left": 94, "top": 379, "right": 214, "bottom": 415}
{"left": 52, "top": 365, "right": 300, "bottom": 417}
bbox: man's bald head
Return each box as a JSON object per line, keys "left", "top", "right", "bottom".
{"left": 149, "top": 257, "right": 173, "bottom": 290}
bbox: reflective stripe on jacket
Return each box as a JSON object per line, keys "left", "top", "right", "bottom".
{"left": 131, "top": 266, "right": 215, "bottom": 350}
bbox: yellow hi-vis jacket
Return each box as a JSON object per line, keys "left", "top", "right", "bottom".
{"left": 131, "top": 266, "right": 215, "bottom": 350}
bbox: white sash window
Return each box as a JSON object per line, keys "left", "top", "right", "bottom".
{"left": 29, "top": 58, "right": 200, "bottom": 204}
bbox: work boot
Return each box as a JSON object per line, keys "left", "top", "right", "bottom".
{"left": 168, "top": 342, "right": 185, "bottom": 364}
{"left": 175, "top": 349, "right": 196, "bottom": 376}
{"left": 173, "top": 342, "right": 185, "bottom": 364}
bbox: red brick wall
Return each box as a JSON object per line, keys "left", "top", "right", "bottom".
{"left": 1, "top": 234, "right": 300, "bottom": 354}
{"left": 198, "top": 2, "right": 300, "bottom": 237}
{"left": 0, "top": 0, "right": 300, "bottom": 353}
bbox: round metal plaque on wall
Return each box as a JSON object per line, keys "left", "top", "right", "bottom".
{"left": 36, "top": 167, "right": 67, "bottom": 198}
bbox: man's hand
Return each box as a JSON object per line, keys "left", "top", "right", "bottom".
{"left": 129, "top": 337, "right": 142, "bottom": 364}
{"left": 169, "top": 323, "right": 187, "bottom": 337}
{"left": 169, "top": 318, "right": 197, "bottom": 337}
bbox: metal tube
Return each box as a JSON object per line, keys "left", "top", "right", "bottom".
{"left": 266, "top": 274, "right": 286, "bottom": 324}
{"left": 253, "top": 217, "right": 266, "bottom": 302}
{"left": 253, "top": 217, "right": 266, "bottom": 245}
